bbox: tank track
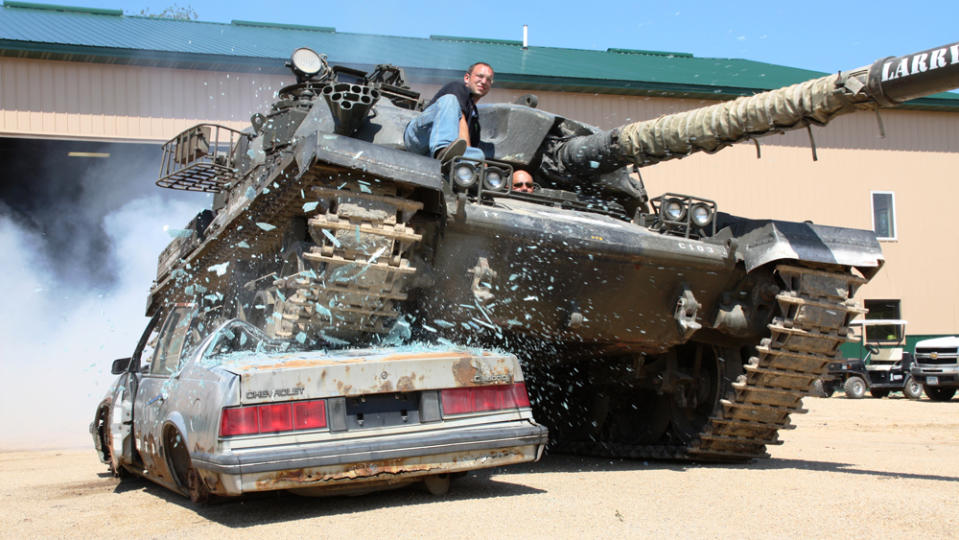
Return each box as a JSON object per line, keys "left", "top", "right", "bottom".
{"left": 558, "top": 264, "right": 867, "bottom": 462}
{"left": 269, "top": 181, "right": 422, "bottom": 339}
{"left": 151, "top": 157, "right": 422, "bottom": 341}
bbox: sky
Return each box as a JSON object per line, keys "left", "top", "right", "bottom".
{"left": 18, "top": 0, "right": 959, "bottom": 73}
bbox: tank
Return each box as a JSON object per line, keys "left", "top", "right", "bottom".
{"left": 148, "top": 43, "right": 959, "bottom": 462}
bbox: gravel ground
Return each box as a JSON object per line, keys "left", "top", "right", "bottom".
{"left": 3, "top": 396, "right": 958, "bottom": 539}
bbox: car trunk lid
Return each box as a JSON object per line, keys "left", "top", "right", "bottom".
{"left": 215, "top": 346, "right": 520, "bottom": 405}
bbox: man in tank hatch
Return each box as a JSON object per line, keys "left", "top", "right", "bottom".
{"left": 511, "top": 169, "right": 536, "bottom": 193}
{"left": 404, "top": 61, "right": 494, "bottom": 163}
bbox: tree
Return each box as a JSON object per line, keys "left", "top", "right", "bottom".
{"left": 137, "top": 4, "right": 198, "bottom": 20}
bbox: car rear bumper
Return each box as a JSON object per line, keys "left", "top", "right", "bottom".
{"left": 191, "top": 421, "right": 547, "bottom": 495}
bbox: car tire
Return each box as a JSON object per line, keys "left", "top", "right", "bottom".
{"left": 843, "top": 376, "right": 867, "bottom": 399}
{"left": 869, "top": 389, "right": 889, "bottom": 399}
{"left": 423, "top": 474, "right": 451, "bottom": 496}
{"left": 902, "top": 376, "right": 923, "bottom": 400}
{"left": 924, "top": 386, "right": 957, "bottom": 402}
{"left": 165, "top": 427, "right": 210, "bottom": 504}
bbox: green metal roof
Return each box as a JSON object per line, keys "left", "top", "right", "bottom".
{"left": 1, "top": 1, "right": 957, "bottom": 108}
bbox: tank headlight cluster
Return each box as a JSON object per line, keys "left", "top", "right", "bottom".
{"left": 661, "top": 197, "right": 686, "bottom": 222}
{"left": 689, "top": 202, "right": 714, "bottom": 228}
{"left": 649, "top": 193, "right": 718, "bottom": 238}
{"left": 289, "top": 48, "right": 329, "bottom": 83}
{"left": 484, "top": 167, "right": 508, "bottom": 190}
{"left": 453, "top": 162, "right": 478, "bottom": 188}
{"left": 447, "top": 157, "right": 513, "bottom": 197}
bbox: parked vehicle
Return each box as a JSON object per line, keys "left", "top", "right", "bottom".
{"left": 817, "top": 319, "right": 921, "bottom": 399}
{"left": 911, "top": 336, "right": 959, "bottom": 401}
{"left": 91, "top": 304, "right": 547, "bottom": 502}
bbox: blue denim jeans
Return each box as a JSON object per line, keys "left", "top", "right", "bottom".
{"left": 404, "top": 94, "right": 485, "bottom": 160}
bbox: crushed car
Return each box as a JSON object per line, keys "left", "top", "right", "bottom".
{"left": 91, "top": 304, "right": 547, "bottom": 502}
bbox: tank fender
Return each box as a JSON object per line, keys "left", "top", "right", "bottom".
{"left": 285, "top": 94, "right": 443, "bottom": 191}
{"left": 311, "top": 133, "right": 444, "bottom": 191}
{"left": 293, "top": 131, "right": 317, "bottom": 177}
{"left": 716, "top": 217, "right": 884, "bottom": 276}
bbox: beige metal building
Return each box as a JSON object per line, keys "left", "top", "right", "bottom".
{"left": 2, "top": 2, "right": 958, "bottom": 346}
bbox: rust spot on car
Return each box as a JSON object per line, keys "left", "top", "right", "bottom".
{"left": 254, "top": 458, "right": 439, "bottom": 490}
{"left": 192, "top": 441, "right": 214, "bottom": 455}
{"left": 203, "top": 471, "right": 227, "bottom": 496}
{"left": 251, "top": 448, "right": 534, "bottom": 493}
{"left": 396, "top": 375, "right": 415, "bottom": 392}
{"left": 377, "top": 380, "right": 394, "bottom": 393}
{"left": 452, "top": 358, "right": 478, "bottom": 385}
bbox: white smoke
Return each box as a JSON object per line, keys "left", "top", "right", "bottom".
{"left": 0, "top": 195, "right": 198, "bottom": 449}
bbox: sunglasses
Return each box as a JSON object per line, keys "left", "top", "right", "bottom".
{"left": 513, "top": 182, "right": 533, "bottom": 188}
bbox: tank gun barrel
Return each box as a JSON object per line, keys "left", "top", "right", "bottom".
{"left": 559, "top": 41, "right": 959, "bottom": 175}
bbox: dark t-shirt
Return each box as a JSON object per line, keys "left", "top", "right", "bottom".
{"left": 428, "top": 81, "right": 480, "bottom": 146}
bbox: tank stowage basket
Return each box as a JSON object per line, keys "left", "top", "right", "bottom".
{"left": 157, "top": 124, "right": 245, "bottom": 192}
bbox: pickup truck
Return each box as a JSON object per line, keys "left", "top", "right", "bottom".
{"left": 911, "top": 336, "right": 959, "bottom": 401}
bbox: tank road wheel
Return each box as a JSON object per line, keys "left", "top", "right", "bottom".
{"left": 902, "top": 376, "right": 923, "bottom": 400}
{"left": 924, "top": 386, "right": 957, "bottom": 402}
{"left": 810, "top": 379, "right": 830, "bottom": 398}
{"left": 843, "top": 376, "right": 867, "bottom": 399}
{"left": 164, "top": 427, "right": 210, "bottom": 504}
{"left": 869, "top": 389, "right": 889, "bottom": 399}
{"left": 605, "top": 391, "right": 672, "bottom": 446}
{"left": 665, "top": 344, "right": 741, "bottom": 445}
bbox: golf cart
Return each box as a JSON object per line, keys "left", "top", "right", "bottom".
{"left": 817, "top": 319, "right": 922, "bottom": 399}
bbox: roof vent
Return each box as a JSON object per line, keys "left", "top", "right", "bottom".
{"left": 607, "top": 48, "right": 693, "bottom": 58}
{"left": 231, "top": 20, "right": 335, "bottom": 33}
{"left": 430, "top": 35, "right": 522, "bottom": 46}
{"left": 3, "top": 1, "right": 122, "bottom": 16}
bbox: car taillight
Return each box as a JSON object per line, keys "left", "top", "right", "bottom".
{"left": 220, "top": 399, "right": 327, "bottom": 437}
{"left": 293, "top": 400, "right": 327, "bottom": 429}
{"left": 440, "top": 382, "right": 531, "bottom": 416}
{"left": 220, "top": 406, "right": 258, "bottom": 437}
{"left": 258, "top": 403, "right": 293, "bottom": 433}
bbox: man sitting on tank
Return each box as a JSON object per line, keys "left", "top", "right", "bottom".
{"left": 404, "top": 61, "right": 493, "bottom": 163}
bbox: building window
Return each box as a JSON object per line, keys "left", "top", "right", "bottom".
{"left": 864, "top": 299, "right": 902, "bottom": 341}
{"left": 871, "top": 191, "right": 896, "bottom": 240}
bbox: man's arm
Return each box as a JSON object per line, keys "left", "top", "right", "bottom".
{"left": 458, "top": 115, "right": 470, "bottom": 145}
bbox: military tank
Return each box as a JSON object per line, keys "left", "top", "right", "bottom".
{"left": 148, "top": 42, "right": 959, "bottom": 461}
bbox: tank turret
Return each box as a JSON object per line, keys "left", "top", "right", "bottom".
{"left": 145, "top": 42, "right": 959, "bottom": 462}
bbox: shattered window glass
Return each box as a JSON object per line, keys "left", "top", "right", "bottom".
{"left": 138, "top": 326, "right": 161, "bottom": 373}
{"left": 150, "top": 307, "right": 197, "bottom": 375}
{"left": 202, "top": 321, "right": 294, "bottom": 363}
